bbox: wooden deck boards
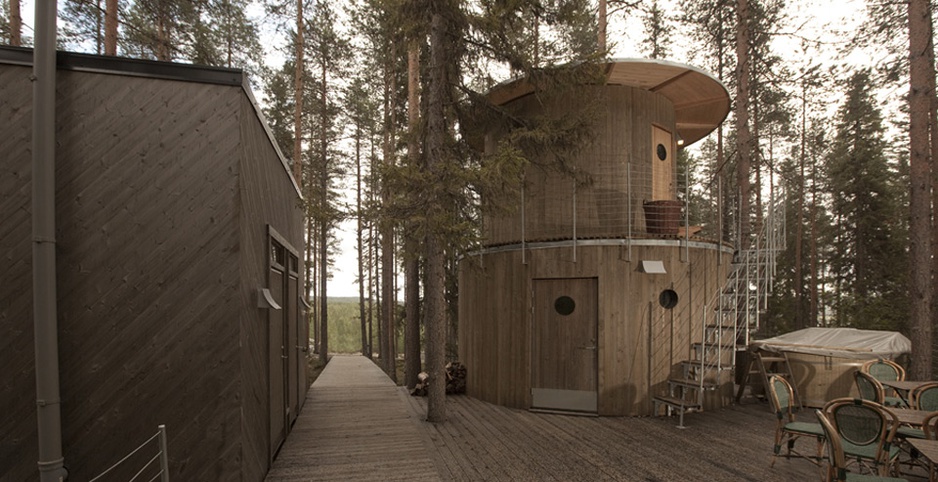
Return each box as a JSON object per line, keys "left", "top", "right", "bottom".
{"left": 265, "top": 355, "right": 441, "bottom": 481}
{"left": 267, "top": 355, "right": 929, "bottom": 481}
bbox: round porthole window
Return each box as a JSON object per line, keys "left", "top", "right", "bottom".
{"left": 656, "top": 143, "right": 668, "bottom": 161}
{"left": 659, "top": 289, "right": 679, "bottom": 309}
{"left": 554, "top": 296, "right": 576, "bottom": 316}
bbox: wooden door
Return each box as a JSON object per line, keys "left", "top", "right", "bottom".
{"left": 651, "top": 125, "right": 673, "bottom": 200}
{"left": 268, "top": 265, "right": 287, "bottom": 458}
{"left": 287, "top": 260, "right": 299, "bottom": 425}
{"left": 531, "top": 278, "right": 598, "bottom": 412}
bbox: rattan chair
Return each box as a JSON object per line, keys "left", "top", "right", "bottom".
{"left": 911, "top": 382, "right": 938, "bottom": 411}
{"left": 767, "top": 375, "right": 824, "bottom": 466}
{"left": 855, "top": 370, "right": 907, "bottom": 408}
{"left": 816, "top": 409, "right": 908, "bottom": 482}
{"left": 862, "top": 359, "right": 906, "bottom": 383}
{"left": 821, "top": 398, "right": 902, "bottom": 477}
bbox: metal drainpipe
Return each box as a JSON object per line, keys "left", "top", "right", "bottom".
{"left": 33, "top": 1, "right": 67, "bottom": 481}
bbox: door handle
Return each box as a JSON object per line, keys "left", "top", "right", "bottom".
{"left": 578, "top": 346, "right": 597, "bottom": 350}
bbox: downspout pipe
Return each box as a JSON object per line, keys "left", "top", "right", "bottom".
{"left": 32, "top": 2, "right": 67, "bottom": 481}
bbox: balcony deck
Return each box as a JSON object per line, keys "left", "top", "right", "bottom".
{"left": 266, "top": 355, "right": 927, "bottom": 481}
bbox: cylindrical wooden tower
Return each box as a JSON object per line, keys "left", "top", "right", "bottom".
{"left": 459, "top": 59, "right": 732, "bottom": 416}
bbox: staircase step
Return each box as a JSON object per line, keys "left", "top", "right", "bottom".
{"left": 693, "top": 341, "right": 735, "bottom": 350}
{"left": 653, "top": 395, "right": 702, "bottom": 411}
{"left": 667, "top": 378, "right": 717, "bottom": 391}
{"left": 680, "top": 359, "right": 734, "bottom": 371}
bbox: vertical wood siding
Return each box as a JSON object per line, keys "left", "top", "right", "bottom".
{"left": 484, "top": 85, "right": 675, "bottom": 245}
{"left": 459, "top": 244, "right": 731, "bottom": 416}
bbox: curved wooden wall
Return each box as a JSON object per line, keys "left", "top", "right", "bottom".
{"left": 458, "top": 242, "right": 732, "bottom": 416}
{"left": 483, "top": 85, "right": 677, "bottom": 246}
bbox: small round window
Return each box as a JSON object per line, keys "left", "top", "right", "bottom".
{"left": 659, "top": 289, "right": 679, "bottom": 309}
{"left": 554, "top": 296, "right": 576, "bottom": 316}
{"left": 656, "top": 143, "right": 668, "bottom": 161}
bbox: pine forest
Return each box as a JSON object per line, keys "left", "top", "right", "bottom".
{"left": 4, "top": 0, "right": 938, "bottom": 415}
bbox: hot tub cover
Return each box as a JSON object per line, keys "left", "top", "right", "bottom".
{"left": 752, "top": 327, "right": 911, "bottom": 360}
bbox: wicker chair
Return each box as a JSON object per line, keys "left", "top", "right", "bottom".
{"left": 911, "top": 382, "right": 938, "bottom": 411}
{"left": 815, "top": 409, "right": 908, "bottom": 482}
{"left": 821, "top": 398, "right": 902, "bottom": 477}
{"left": 767, "top": 375, "right": 824, "bottom": 466}
{"left": 861, "top": 359, "right": 906, "bottom": 383}
{"left": 855, "top": 371, "right": 907, "bottom": 408}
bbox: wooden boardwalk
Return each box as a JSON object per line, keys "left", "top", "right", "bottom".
{"left": 267, "top": 355, "right": 929, "bottom": 481}
{"left": 265, "top": 355, "right": 440, "bottom": 481}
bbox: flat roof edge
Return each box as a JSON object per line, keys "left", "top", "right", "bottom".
{"left": 0, "top": 45, "right": 243, "bottom": 86}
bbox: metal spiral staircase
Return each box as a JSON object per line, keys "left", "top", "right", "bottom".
{"left": 653, "top": 193, "right": 786, "bottom": 427}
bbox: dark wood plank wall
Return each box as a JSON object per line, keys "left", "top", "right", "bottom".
{"left": 0, "top": 62, "right": 40, "bottom": 482}
{"left": 237, "top": 93, "right": 305, "bottom": 482}
{"left": 1, "top": 57, "right": 302, "bottom": 481}
{"left": 459, "top": 243, "right": 732, "bottom": 416}
{"left": 54, "top": 71, "right": 243, "bottom": 481}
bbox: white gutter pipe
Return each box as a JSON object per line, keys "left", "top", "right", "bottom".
{"left": 32, "top": 1, "right": 67, "bottom": 481}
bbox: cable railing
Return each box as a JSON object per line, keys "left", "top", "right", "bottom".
{"left": 89, "top": 425, "right": 169, "bottom": 482}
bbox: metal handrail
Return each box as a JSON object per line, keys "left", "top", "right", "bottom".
{"left": 696, "top": 190, "right": 786, "bottom": 405}
{"left": 89, "top": 425, "right": 169, "bottom": 482}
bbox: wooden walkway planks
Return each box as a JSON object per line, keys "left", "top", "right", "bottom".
{"left": 265, "top": 355, "right": 441, "bottom": 481}
{"left": 269, "top": 355, "right": 928, "bottom": 481}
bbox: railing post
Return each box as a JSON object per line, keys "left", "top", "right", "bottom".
{"left": 159, "top": 424, "right": 170, "bottom": 482}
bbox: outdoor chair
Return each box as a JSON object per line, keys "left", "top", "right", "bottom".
{"left": 816, "top": 409, "right": 908, "bottom": 482}
{"left": 862, "top": 359, "right": 906, "bottom": 383}
{"left": 767, "top": 375, "right": 825, "bottom": 467}
{"left": 922, "top": 411, "right": 938, "bottom": 440}
{"left": 821, "top": 398, "right": 902, "bottom": 477}
{"left": 855, "top": 371, "right": 907, "bottom": 408}
{"left": 911, "top": 383, "right": 938, "bottom": 411}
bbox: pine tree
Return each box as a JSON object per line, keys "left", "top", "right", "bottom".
{"left": 641, "top": 0, "right": 671, "bottom": 59}
{"left": 0, "top": 2, "right": 12, "bottom": 46}
{"left": 9, "top": 0, "right": 20, "bottom": 46}
{"left": 344, "top": 75, "right": 380, "bottom": 359}
{"left": 824, "top": 70, "right": 907, "bottom": 329}
{"left": 61, "top": 0, "right": 106, "bottom": 53}
{"left": 680, "top": 0, "right": 734, "bottom": 241}
{"left": 907, "top": 0, "right": 933, "bottom": 378}
{"left": 305, "top": 0, "right": 350, "bottom": 365}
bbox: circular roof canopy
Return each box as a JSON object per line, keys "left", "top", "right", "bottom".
{"left": 488, "top": 58, "right": 730, "bottom": 147}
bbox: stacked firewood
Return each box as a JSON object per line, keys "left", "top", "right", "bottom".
{"left": 411, "top": 361, "right": 467, "bottom": 396}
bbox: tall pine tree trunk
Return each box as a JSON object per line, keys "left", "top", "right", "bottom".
{"left": 306, "top": 203, "right": 317, "bottom": 352}
{"left": 735, "top": 0, "right": 752, "bottom": 249}
{"left": 357, "top": 131, "right": 369, "bottom": 358}
{"left": 317, "top": 58, "right": 330, "bottom": 364}
{"left": 9, "top": 0, "right": 21, "bottom": 46}
{"left": 908, "top": 0, "right": 933, "bottom": 379}
{"left": 795, "top": 89, "right": 806, "bottom": 329}
{"left": 929, "top": 18, "right": 938, "bottom": 377}
{"left": 380, "top": 62, "right": 397, "bottom": 381}
{"left": 404, "top": 39, "right": 422, "bottom": 390}
{"left": 293, "top": 0, "right": 304, "bottom": 186}
{"left": 425, "top": 9, "right": 448, "bottom": 424}
{"left": 597, "top": 0, "right": 606, "bottom": 54}
{"left": 104, "top": 0, "right": 117, "bottom": 55}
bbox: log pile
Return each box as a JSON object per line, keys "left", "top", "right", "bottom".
{"left": 411, "top": 361, "right": 467, "bottom": 396}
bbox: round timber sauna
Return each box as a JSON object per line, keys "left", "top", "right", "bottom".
{"left": 458, "top": 59, "right": 734, "bottom": 416}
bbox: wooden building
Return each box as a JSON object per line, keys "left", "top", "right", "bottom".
{"left": 459, "top": 59, "right": 732, "bottom": 416}
{"left": 0, "top": 47, "right": 306, "bottom": 480}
